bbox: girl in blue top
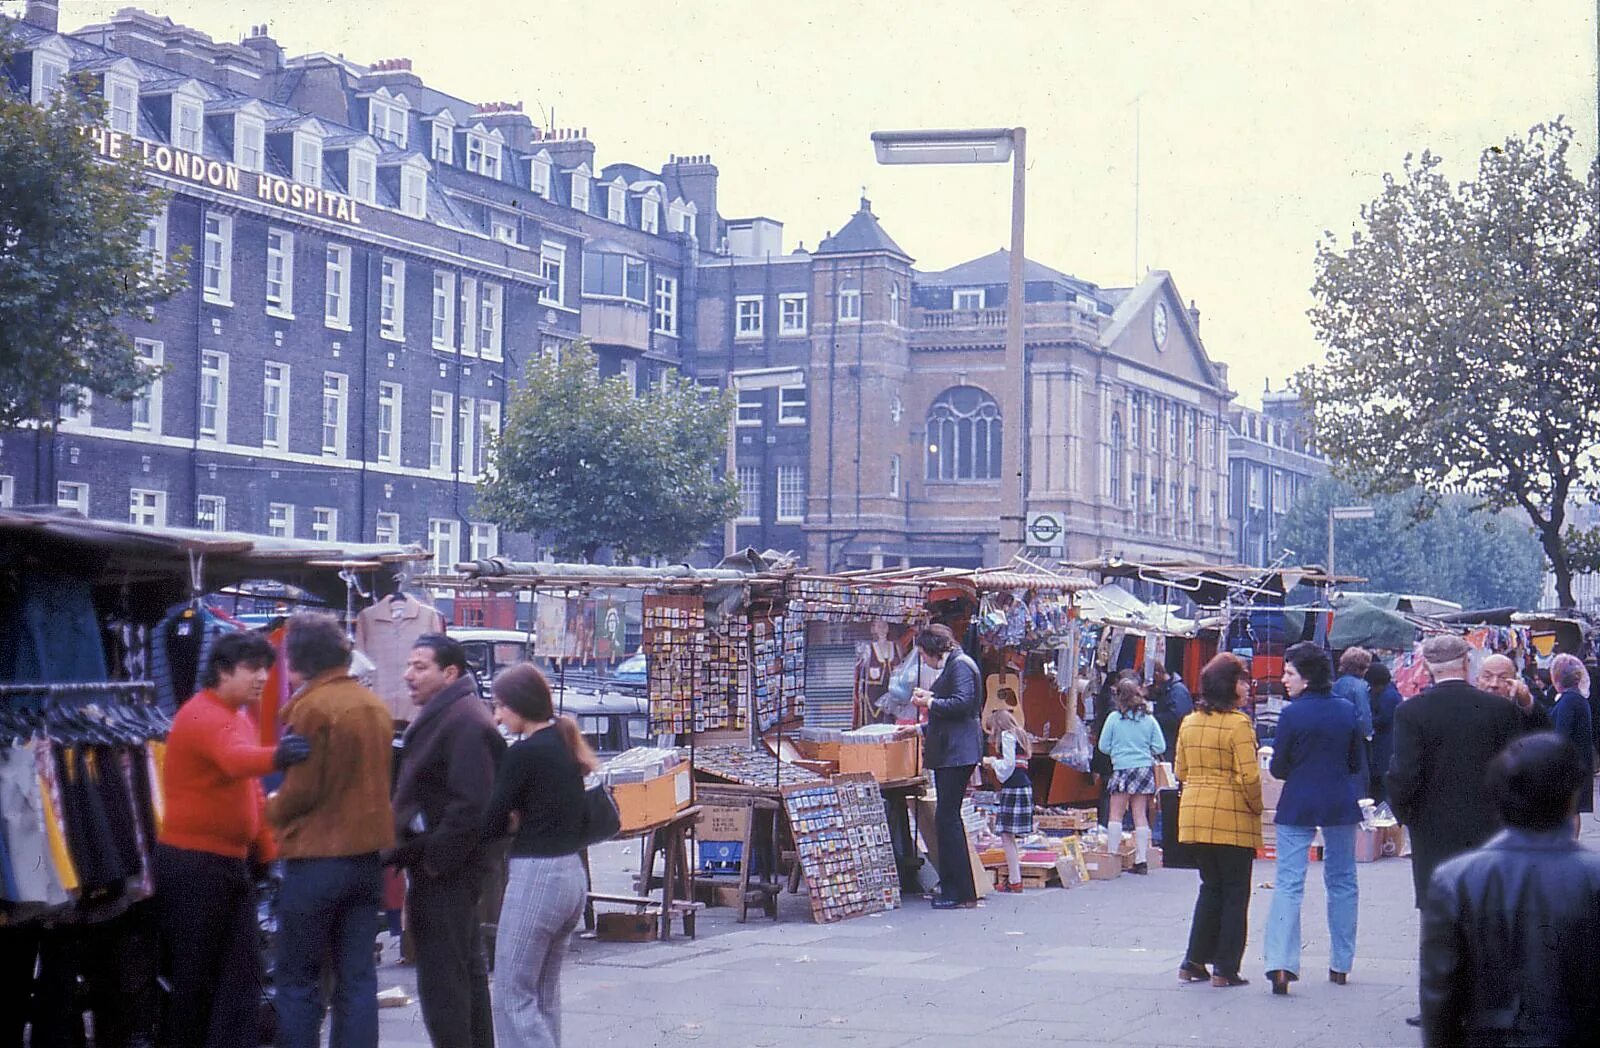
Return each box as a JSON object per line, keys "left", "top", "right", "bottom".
{"left": 1098, "top": 678, "right": 1166, "bottom": 874}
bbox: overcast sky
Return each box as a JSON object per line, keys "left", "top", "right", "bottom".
{"left": 30, "top": 1, "right": 1599, "bottom": 406}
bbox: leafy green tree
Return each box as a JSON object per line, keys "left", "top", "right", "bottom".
{"left": 1300, "top": 119, "right": 1600, "bottom": 607}
{"left": 478, "top": 341, "right": 739, "bottom": 562}
{"left": 1279, "top": 476, "right": 1546, "bottom": 609}
{"left": 0, "top": 48, "right": 187, "bottom": 430}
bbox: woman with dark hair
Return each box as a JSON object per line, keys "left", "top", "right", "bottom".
{"left": 1098, "top": 678, "right": 1165, "bottom": 874}
{"left": 483, "top": 663, "right": 600, "bottom": 1046}
{"left": 1548, "top": 653, "right": 1594, "bottom": 820}
{"left": 1264, "top": 642, "right": 1364, "bottom": 996}
{"left": 905, "top": 623, "right": 984, "bottom": 910}
{"left": 1175, "top": 654, "right": 1263, "bottom": 988}
{"left": 1365, "top": 662, "right": 1402, "bottom": 802}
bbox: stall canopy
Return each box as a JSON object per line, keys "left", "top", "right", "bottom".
{"left": 1061, "top": 556, "right": 1360, "bottom": 608}
{"left": 0, "top": 507, "right": 431, "bottom": 607}
{"left": 1076, "top": 582, "right": 1199, "bottom": 636}
{"left": 1325, "top": 594, "right": 1433, "bottom": 651}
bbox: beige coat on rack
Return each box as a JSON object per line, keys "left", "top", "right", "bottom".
{"left": 355, "top": 594, "right": 446, "bottom": 721}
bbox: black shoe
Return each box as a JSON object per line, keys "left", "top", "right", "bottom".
{"left": 1329, "top": 969, "right": 1348, "bottom": 985}
{"left": 1268, "top": 969, "right": 1292, "bottom": 996}
{"left": 1405, "top": 1015, "right": 1423, "bottom": 1028}
{"left": 1177, "top": 961, "right": 1210, "bottom": 983}
{"left": 1129, "top": 862, "right": 1149, "bottom": 875}
{"left": 930, "top": 898, "right": 964, "bottom": 910}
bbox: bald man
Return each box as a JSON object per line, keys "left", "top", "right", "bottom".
{"left": 1478, "top": 654, "right": 1552, "bottom": 732}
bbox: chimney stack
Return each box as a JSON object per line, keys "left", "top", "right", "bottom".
{"left": 535, "top": 127, "right": 596, "bottom": 172}
{"left": 662, "top": 153, "right": 719, "bottom": 248}
{"left": 240, "top": 24, "right": 283, "bottom": 70}
{"left": 474, "top": 101, "right": 534, "bottom": 152}
{"left": 1188, "top": 298, "right": 1201, "bottom": 333}
{"left": 22, "top": 1, "right": 59, "bottom": 32}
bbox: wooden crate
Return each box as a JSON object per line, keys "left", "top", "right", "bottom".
{"left": 613, "top": 765, "right": 692, "bottom": 834}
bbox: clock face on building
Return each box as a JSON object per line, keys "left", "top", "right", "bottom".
{"left": 1152, "top": 301, "right": 1169, "bottom": 350}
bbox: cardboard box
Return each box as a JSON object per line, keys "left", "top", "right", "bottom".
{"left": 698, "top": 804, "right": 751, "bottom": 842}
{"left": 1146, "top": 846, "right": 1163, "bottom": 870}
{"left": 1154, "top": 762, "right": 1177, "bottom": 790}
{"left": 1082, "top": 849, "right": 1121, "bottom": 880}
{"left": 837, "top": 737, "right": 921, "bottom": 782}
{"left": 595, "top": 912, "right": 656, "bottom": 942}
{"left": 613, "top": 765, "right": 692, "bottom": 834}
{"left": 1380, "top": 824, "right": 1408, "bottom": 857}
{"left": 1354, "top": 827, "right": 1382, "bottom": 863}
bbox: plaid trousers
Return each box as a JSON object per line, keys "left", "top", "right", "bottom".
{"left": 492, "top": 853, "right": 588, "bottom": 1048}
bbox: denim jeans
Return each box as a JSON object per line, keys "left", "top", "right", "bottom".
{"left": 276, "top": 853, "right": 384, "bottom": 1048}
{"left": 1264, "top": 823, "right": 1358, "bottom": 977}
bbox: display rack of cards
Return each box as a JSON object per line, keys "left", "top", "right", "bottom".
{"left": 792, "top": 580, "right": 926, "bottom": 623}
{"left": 750, "top": 611, "right": 806, "bottom": 732}
{"left": 780, "top": 773, "right": 901, "bottom": 923}
{"left": 701, "top": 615, "right": 749, "bottom": 732}
{"left": 695, "top": 743, "right": 823, "bottom": 788}
{"left": 644, "top": 594, "right": 705, "bottom": 735}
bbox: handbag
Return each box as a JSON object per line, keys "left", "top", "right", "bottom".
{"left": 577, "top": 782, "right": 622, "bottom": 848}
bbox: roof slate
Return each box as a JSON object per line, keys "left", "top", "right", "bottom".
{"left": 815, "top": 197, "right": 911, "bottom": 260}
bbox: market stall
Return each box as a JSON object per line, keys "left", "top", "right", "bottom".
{"left": 0, "top": 507, "right": 431, "bottom": 1044}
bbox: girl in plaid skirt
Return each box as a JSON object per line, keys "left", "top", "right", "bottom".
{"left": 1098, "top": 678, "right": 1167, "bottom": 874}
{"left": 984, "top": 705, "right": 1034, "bottom": 892}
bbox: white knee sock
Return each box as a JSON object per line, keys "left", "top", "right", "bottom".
{"left": 1002, "top": 834, "right": 1021, "bottom": 884}
{"left": 1099, "top": 825, "right": 1113, "bottom": 851}
{"left": 1135, "top": 827, "right": 1151, "bottom": 864}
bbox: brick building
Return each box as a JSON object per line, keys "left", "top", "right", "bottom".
{"left": 693, "top": 197, "right": 1238, "bottom": 570}
{"left": 1227, "top": 382, "right": 1328, "bottom": 566}
{"left": 0, "top": 2, "right": 708, "bottom": 571}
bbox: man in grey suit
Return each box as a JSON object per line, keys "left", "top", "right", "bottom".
{"left": 906, "top": 623, "right": 984, "bottom": 909}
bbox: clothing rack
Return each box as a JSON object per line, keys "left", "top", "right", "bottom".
{"left": 0, "top": 680, "right": 155, "bottom": 698}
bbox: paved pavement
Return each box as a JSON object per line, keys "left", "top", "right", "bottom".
{"left": 365, "top": 809, "right": 1588, "bottom": 1048}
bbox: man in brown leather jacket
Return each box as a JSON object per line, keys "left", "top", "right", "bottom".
{"left": 266, "top": 611, "right": 395, "bottom": 1048}
{"left": 1420, "top": 732, "right": 1600, "bottom": 1047}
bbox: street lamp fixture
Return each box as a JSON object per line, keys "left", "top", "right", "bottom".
{"left": 1327, "top": 504, "right": 1376, "bottom": 582}
{"left": 872, "top": 126, "right": 1028, "bottom": 561}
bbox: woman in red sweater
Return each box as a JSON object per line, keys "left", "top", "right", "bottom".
{"left": 156, "top": 631, "right": 310, "bottom": 1048}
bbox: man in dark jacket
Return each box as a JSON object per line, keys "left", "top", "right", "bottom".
{"left": 1421, "top": 732, "right": 1600, "bottom": 1047}
{"left": 390, "top": 634, "right": 504, "bottom": 1048}
{"left": 1387, "top": 633, "right": 1522, "bottom": 1026}
{"left": 906, "top": 623, "right": 983, "bottom": 910}
{"left": 1150, "top": 665, "right": 1193, "bottom": 762}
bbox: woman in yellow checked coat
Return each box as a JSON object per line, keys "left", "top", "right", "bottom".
{"left": 1174, "top": 653, "right": 1264, "bottom": 988}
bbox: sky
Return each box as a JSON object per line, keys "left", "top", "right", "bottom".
{"left": 23, "top": 1, "right": 1599, "bottom": 406}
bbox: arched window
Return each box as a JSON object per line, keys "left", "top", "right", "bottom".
{"left": 925, "top": 386, "right": 1002, "bottom": 481}
{"left": 1110, "top": 413, "right": 1124, "bottom": 504}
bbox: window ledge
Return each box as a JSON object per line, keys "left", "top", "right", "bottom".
{"left": 735, "top": 332, "right": 764, "bottom": 341}
{"left": 776, "top": 516, "right": 804, "bottom": 524}
{"left": 777, "top": 418, "right": 807, "bottom": 427}
{"left": 380, "top": 331, "right": 406, "bottom": 343}
{"left": 432, "top": 341, "right": 457, "bottom": 353}
{"left": 779, "top": 330, "right": 809, "bottom": 339}
{"left": 266, "top": 307, "right": 295, "bottom": 321}
{"left": 203, "top": 296, "right": 234, "bottom": 309}
{"left": 325, "top": 319, "right": 353, "bottom": 333}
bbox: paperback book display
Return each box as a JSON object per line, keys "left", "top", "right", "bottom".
{"left": 781, "top": 773, "right": 901, "bottom": 923}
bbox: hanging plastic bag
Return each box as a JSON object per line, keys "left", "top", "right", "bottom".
{"left": 1050, "top": 721, "right": 1093, "bottom": 771}
{"left": 877, "top": 653, "right": 923, "bottom": 723}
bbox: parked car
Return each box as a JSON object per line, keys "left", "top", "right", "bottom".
{"left": 612, "top": 650, "right": 647, "bottom": 686}
{"left": 446, "top": 627, "right": 649, "bottom": 758}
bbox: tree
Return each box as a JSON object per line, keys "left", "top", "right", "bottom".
{"left": 1300, "top": 119, "right": 1600, "bottom": 607}
{"left": 478, "top": 342, "right": 739, "bottom": 562}
{"left": 1279, "top": 476, "right": 1546, "bottom": 609}
{"left": 0, "top": 49, "right": 187, "bottom": 430}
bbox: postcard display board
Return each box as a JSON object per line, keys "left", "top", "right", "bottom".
{"left": 781, "top": 772, "right": 902, "bottom": 923}
{"left": 645, "top": 594, "right": 705, "bottom": 734}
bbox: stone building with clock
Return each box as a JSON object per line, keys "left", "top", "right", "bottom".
{"left": 696, "top": 197, "right": 1238, "bottom": 570}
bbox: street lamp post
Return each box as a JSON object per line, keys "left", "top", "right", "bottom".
{"left": 1327, "top": 504, "right": 1376, "bottom": 581}
{"left": 872, "top": 127, "right": 1027, "bottom": 561}
{"left": 724, "top": 366, "right": 806, "bottom": 558}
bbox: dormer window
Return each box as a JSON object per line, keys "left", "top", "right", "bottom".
{"left": 465, "top": 130, "right": 501, "bottom": 179}
{"left": 175, "top": 97, "right": 203, "bottom": 152}
{"left": 571, "top": 169, "right": 590, "bottom": 213}
{"left": 530, "top": 152, "right": 552, "bottom": 198}
{"left": 431, "top": 115, "right": 454, "bottom": 164}
{"left": 400, "top": 162, "right": 427, "bottom": 218}
{"left": 368, "top": 94, "right": 409, "bottom": 148}
{"left": 234, "top": 111, "right": 265, "bottom": 171}
{"left": 490, "top": 212, "right": 517, "bottom": 244}
{"left": 30, "top": 39, "right": 69, "bottom": 103}
{"left": 953, "top": 288, "right": 985, "bottom": 310}
{"left": 349, "top": 150, "right": 377, "bottom": 204}
{"left": 642, "top": 194, "right": 660, "bottom": 235}
{"left": 294, "top": 131, "right": 323, "bottom": 187}
{"left": 105, "top": 72, "right": 138, "bottom": 134}
{"left": 607, "top": 180, "right": 626, "bottom": 223}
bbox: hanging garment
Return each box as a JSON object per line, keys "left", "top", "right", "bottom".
{"left": 56, "top": 745, "right": 141, "bottom": 893}
{"left": 355, "top": 595, "right": 446, "bottom": 721}
{"left": 34, "top": 740, "right": 80, "bottom": 895}
{"left": 0, "top": 742, "right": 69, "bottom": 906}
{"left": 0, "top": 571, "right": 110, "bottom": 686}
{"left": 151, "top": 603, "right": 236, "bottom": 714}
{"left": 256, "top": 625, "right": 291, "bottom": 745}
